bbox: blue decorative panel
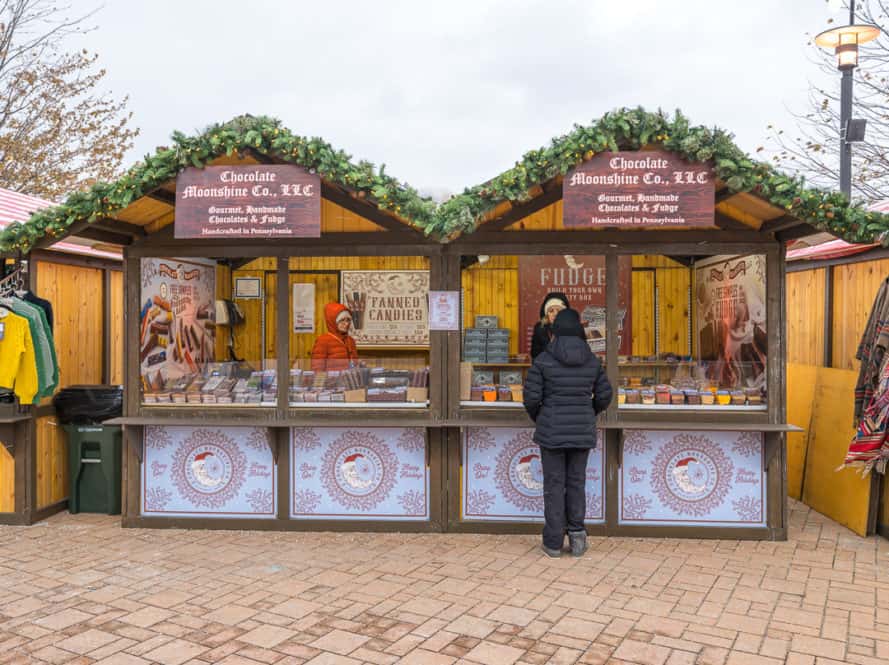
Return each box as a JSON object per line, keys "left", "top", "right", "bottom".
{"left": 290, "top": 427, "right": 429, "bottom": 521}
{"left": 619, "top": 430, "right": 766, "bottom": 527}
{"left": 142, "top": 426, "right": 276, "bottom": 518}
{"left": 462, "top": 427, "right": 605, "bottom": 523}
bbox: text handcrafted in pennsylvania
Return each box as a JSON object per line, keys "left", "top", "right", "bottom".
{"left": 175, "top": 165, "right": 321, "bottom": 239}
{"left": 563, "top": 150, "right": 715, "bottom": 228}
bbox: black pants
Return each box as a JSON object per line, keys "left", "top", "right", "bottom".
{"left": 539, "top": 446, "right": 590, "bottom": 550}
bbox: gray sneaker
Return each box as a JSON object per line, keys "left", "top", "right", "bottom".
{"left": 541, "top": 544, "right": 562, "bottom": 558}
{"left": 568, "top": 531, "right": 587, "bottom": 557}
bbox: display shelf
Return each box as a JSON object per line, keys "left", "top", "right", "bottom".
{"left": 468, "top": 362, "right": 531, "bottom": 368}
{"left": 619, "top": 404, "right": 767, "bottom": 412}
{"left": 141, "top": 402, "right": 278, "bottom": 408}
{"left": 0, "top": 415, "right": 31, "bottom": 424}
{"left": 618, "top": 361, "right": 685, "bottom": 367}
{"left": 460, "top": 401, "right": 524, "bottom": 408}
{"left": 289, "top": 402, "right": 429, "bottom": 408}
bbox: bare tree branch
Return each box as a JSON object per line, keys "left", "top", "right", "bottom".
{"left": 0, "top": 0, "right": 137, "bottom": 199}
{"left": 768, "top": 0, "right": 889, "bottom": 203}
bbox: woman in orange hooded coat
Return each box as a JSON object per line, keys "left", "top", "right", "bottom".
{"left": 311, "top": 302, "right": 359, "bottom": 372}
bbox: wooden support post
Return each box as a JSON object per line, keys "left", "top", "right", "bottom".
{"left": 824, "top": 266, "right": 834, "bottom": 368}
{"left": 276, "top": 257, "right": 290, "bottom": 419}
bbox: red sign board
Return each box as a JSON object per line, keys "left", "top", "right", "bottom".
{"left": 518, "top": 255, "right": 632, "bottom": 356}
{"left": 175, "top": 165, "right": 321, "bottom": 239}
{"left": 563, "top": 150, "right": 714, "bottom": 228}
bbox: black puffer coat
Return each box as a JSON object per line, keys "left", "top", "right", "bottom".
{"left": 530, "top": 292, "right": 569, "bottom": 359}
{"left": 523, "top": 310, "right": 613, "bottom": 449}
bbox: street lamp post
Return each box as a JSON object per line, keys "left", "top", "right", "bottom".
{"left": 814, "top": 0, "right": 881, "bottom": 198}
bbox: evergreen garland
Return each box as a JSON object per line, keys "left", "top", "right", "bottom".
{"left": 2, "top": 107, "right": 888, "bottom": 253}
{"left": 431, "top": 107, "right": 889, "bottom": 242}
{"left": 0, "top": 114, "right": 436, "bottom": 253}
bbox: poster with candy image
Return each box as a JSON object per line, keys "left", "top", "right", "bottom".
{"left": 140, "top": 258, "right": 216, "bottom": 395}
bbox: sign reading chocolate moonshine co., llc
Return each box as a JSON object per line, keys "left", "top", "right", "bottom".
{"left": 563, "top": 150, "right": 714, "bottom": 228}
{"left": 175, "top": 165, "right": 321, "bottom": 239}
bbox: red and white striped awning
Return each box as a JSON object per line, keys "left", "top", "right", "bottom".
{"left": 0, "top": 188, "right": 121, "bottom": 260}
{"left": 786, "top": 199, "right": 889, "bottom": 262}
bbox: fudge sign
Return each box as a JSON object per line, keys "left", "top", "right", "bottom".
{"left": 175, "top": 165, "right": 321, "bottom": 239}
{"left": 564, "top": 150, "right": 714, "bottom": 228}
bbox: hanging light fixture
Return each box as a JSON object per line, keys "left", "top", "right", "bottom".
{"left": 814, "top": 23, "right": 881, "bottom": 70}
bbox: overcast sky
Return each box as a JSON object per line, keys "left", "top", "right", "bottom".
{"left": 77, "top": 0, "right": 844, "bottom": 197}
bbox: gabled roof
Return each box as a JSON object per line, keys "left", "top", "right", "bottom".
{"left": 2, "top": 108, "right": 889, "bottom": 253}
{"left": 430, "top": 108, "right": 889, "bottom": 242}
{"left": 0, "top": 115, "right": 435, "bottom": 253}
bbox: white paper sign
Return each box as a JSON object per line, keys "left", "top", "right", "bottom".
{"left": 292, "top": 283, "right": 315, "bottom": 333}
{"left": 428, "top": 291, "right": 460, "bottom": 331}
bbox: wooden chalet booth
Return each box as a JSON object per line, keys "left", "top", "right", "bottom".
{"left": 6, "top": 111, "right": 883, "bottom": 539}
{"left": 444, "top": 173, "right": 800, "bottom": 541}
{"left": 0, "top": 188, "right": 123, "bottom": 525}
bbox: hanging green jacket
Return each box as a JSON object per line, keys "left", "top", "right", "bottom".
{"left": 2, "top": 297, "right": 58, "bottom": 401}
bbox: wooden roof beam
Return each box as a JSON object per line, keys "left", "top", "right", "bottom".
{"left": 241, "top": 147, "right": 423, "bottom": 237}
{"left": 759, "top": 214, "right": 803, "bottom": 234}
{"left": 714, "top": 187, "right": 735, "bottom": 204}
{"left": 776, "top": 223, "right": 820, "bottom": 242}
{"left": 91, "top": 219, "right": 148, "bottom": 239}
{"left": 481, "top": 185, "right": 563, "bottom": 232}
{"left": 144, "top": 188, "right": 176, "bottom": 206}
{"left": 714, "top": 212, "right": 754, "bottom": 231}
{"left": 32, "top": 217, "right": 135, "bottom": 249}
{"left": 320, "top": 183, "right": 424, "bottom": 237}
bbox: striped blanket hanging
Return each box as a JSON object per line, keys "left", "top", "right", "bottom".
{"left": 844, "top": 356, "right": 889, "bottom": 476}
{"left": 854, "top": 279, "right": 889, "bottom": 425}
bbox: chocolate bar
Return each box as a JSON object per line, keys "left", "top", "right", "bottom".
{"left": 146, "top": 351, "right": 166, "bottom": 366}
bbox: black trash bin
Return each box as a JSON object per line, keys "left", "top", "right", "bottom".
{"left": 53, "top": 385, "right": 123, "bottom": 515}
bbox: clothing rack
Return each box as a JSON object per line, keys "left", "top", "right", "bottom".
{"left": 0, "top": 262, "right": 27, "bottom": 297}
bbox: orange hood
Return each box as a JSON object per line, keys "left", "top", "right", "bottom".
{"left": 324, "top": 302, "right": 350, "bottom": 334}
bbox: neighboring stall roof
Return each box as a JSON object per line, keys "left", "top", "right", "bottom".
{"left": 786, "top": 200, "right": 889, "bottom": 262}
{"left": 0, "top": 188, "right": 122, "bottom": 260}
{"left": 3, "top": 108, "right": 889, "bottom": 252}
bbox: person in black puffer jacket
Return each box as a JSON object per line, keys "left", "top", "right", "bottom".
{"left": 530, "top": 292, "right": 569, "bottom": 359}
{"left": 523, "top": 308, "right": 613, "bottom": 558}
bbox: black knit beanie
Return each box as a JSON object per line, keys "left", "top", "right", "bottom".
{"left": 552, "top": 308, "right": 586, "bottom": 339}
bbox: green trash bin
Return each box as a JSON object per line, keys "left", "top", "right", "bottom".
{"left": 64, "top": 425, "right": 122, "bottom": 514}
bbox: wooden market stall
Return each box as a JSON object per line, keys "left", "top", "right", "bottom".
{"left": 4, "top": 110, "right": 886, "bottom": 538}
{"left": 785, "top": 215, "right": 889, "bottom": 538}
{"left": 0, "top": 188, "right": 123, "bottom": 525}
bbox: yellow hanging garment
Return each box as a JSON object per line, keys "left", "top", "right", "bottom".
{"left": 0, "top": 309, "right": 39, "bottom": 404}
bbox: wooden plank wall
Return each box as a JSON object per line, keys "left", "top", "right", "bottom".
{"left": 0, "top": 445, "right": 13, "bottom": 512}
{"left": 786, "top": 259, "right": 889, "bottom": 370}
{"left": 36, "top": 261, "right": 104, "bottom": 388}
{"left": 35, "top": 416, "right": 67, "bottom": 509}
{"left": 832, "top": 258, "right": 889, "bottom": 370}
{"left": 462, "top": 256, "right": 520, "bottom": 355}
{"left": 786, "top": 269, "right": 826, "bottom": 366}
{"left": 109, "top": 270, "right": 124, "bottom": 384}
{"left": 631, "top": 270, "right": 655, "bottom": 356}
{"left": 633, "top": 255, "right": 691, "bottom": 355}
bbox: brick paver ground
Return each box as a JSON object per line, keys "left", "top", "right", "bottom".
{"left": 1, "top": 499, "right": 887, "bottom": 664}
